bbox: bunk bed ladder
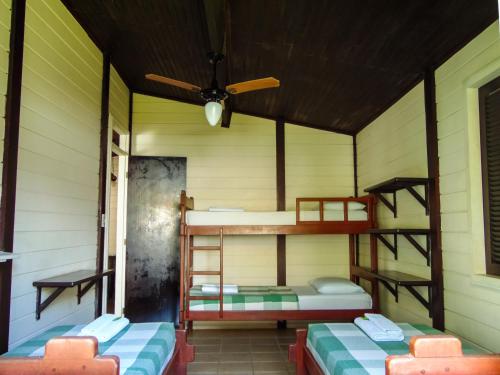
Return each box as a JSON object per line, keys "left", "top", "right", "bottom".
{"left": 186, "top": 227, "right": 224, "bottom": 319}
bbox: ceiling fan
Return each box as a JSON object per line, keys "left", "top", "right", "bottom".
{"left": 145, "top": 52, "right": 280, "bottom": 126}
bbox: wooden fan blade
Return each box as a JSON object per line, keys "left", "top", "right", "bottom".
{"left": 226, "top": 77, "right": 279, "bottom": 94}
{"left": 145, "top": 74, "right": 201, "bottom": 92}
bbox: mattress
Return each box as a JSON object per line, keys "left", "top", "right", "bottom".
{"left": 306, "top": 323, "right": 482, "bottom": 375}
{"left": 3, "top": 322, "right": 176, "bottom": 375}
{"left": 186, "top": 209, "right": 368, "bottom": 225}
{"left": 291, "top": 285, "right": 372, "bottom": 310}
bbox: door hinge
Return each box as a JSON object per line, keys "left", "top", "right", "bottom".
{"left": 123, "top": 238, "right": 127, "bottom": 246}
{"left": 101, "top": 214, "right": 106, "bottom": 228}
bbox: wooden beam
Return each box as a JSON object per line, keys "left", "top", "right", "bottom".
{"left": 128, "top": 90, "right": 133, "bottom": 155}
{"left": 0, "top": 0, "right": 26, "bottom": 354}
{"left": 276, "top": 119, "right": 286, "bottom": 287}
{"left": 221, "top": 98, "right": 232, "bottom": 128}
{"left": 220, "top": 0, "right": 232, "bottom": 128}
{"left": 95, "top": 53, "right": 111, "bottom": 317}
{"left": 424, "top": 69, "right": 444, "bottom": 331}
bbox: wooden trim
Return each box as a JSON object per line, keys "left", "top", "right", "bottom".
{"left": 276, "top": 118, "right": 286, "bottom": 286}
{"left": 424, "top": 69, "right": 444, "bottom": 330}
{"left": 128, "top": 90, "right": 133, "bottom": 155}
{"left": 479, "top": 75, "right": 500, "bottom": 276}
{"left": 353, "top": 134, "right": 358, "bottom": 197}
{"left": 0, "top": 0, "right": 26, "bottom": 355}
{"left": 95, "top": 53, "right": 111, "bottom": 317}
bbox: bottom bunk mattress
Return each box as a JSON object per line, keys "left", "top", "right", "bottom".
{"left": 3, "top": 322, "right": 176, "bottom": 375}
{"left": 188, "top": 285, "right": 372, "bottom": 311}
{"left": 306, "top": 322, "right": 481, "bottom": 375}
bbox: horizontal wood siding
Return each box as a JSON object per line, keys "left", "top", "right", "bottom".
{"left": 109, "top": 65, "right": 129, "bottom": 134}
{"left": 0, "top": 0, "right": 11, "bottom": 195}
{"left": 9, "top": 0, "right": 101, "bottom": 348}
{"left": 133, "top": 94, "right": 277, "bottom": 286}
{"left": 285, "top": 125, "right": 354, "bottom": 284}
{"left": 435, "top": 22, "right": 500, "bottom": 352}
{"left": 357, "top": 82, "right": 432, "bottom": 325}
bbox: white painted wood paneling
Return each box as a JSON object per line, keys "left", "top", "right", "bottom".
{"left": 9, "top": 0, "right": 102, "bottom": 348}
{"left": 285, "top": 125, "right": 354, "bottom": 285}
{"left": 435, "top": 21, "right": 500, "bottom": 353}
{"left": 357, "top": 82, "right": 432, "bottom": 326}
{"left": 0, "top": 0, "right": 11, "bottom": 197}
{"left": 110, "top": 65, "right": 129, "bottom": 134}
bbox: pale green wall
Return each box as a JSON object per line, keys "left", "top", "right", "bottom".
{"left": 358, "top": 22, "right": 500, "bottom": 353}
{"left": 10, "top": 0, "right": 102, "bottom": 348}
{"left": 0, "top": 0, "right": 11, "bottom": 196}
{"left": 436, "top": 21, "right": 500, "bottom": 352}
{"left": 357, "top": 82, "right": 432, "bottom": 326}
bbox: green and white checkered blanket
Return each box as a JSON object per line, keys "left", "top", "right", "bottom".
{"left": 189, "top": 285, "right": 299, "bottom": 311}
{"left": 307, "top": 323, "right": 481, "bottom": 375}
{"left": 3, "top": 322, "right": 176, "bottom": 375}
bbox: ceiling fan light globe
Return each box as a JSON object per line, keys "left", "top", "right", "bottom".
{"left": 205, "top": 101, "right": 223, "bottom": 126}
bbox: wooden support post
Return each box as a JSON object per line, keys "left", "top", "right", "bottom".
{"left": 0, "top": 0, "right": 26, "bottom": 354}
{"left": 424, "top": 69, "right": 445, "bottom": 330}
{"left": 95, "top": 53, "right": 111, "bottom": 317}
{"left": 276, "top": 118, "right": 286, "bottom": 329}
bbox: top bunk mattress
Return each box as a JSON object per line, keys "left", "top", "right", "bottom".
{"left": 186, "top": 209, "right": 368, "bottom": 225}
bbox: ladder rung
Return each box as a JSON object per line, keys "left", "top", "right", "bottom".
{"left": 190, "top": 271, "right": 220, "bottom": 276}
{"left": 190, "top": 246, "right": 221, "bottom": 251}
{"left": 188, "top": 296, "right": 221, "bottom": 300}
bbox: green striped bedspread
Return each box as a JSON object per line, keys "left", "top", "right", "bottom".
{"left": 3, "top": 322, "right": 175, "bottom": 375}
{"left": 307, "top": 322, "right": 482, "bottom": 375}
{"left": 189, "top": 285, "right": 299, "bottom": 311}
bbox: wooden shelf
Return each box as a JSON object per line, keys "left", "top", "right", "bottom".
{"left": 33, "top": 269, "right": 114, "bottom": 320}
{"left": 368, "top": 228, "right": 431, "bottom": 265}
{"left": 364, "top": 177, "right": 431, "bottom": 217}
{"left": 367, "top": 228, "right": 430, "bottom": 235}
{"left": 352, "top": 266, "right": 432, "bottom": 316}
{"left": 364, "top": 177, "right": 430, "bottom": 194}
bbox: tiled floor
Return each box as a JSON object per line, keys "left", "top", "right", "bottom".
{"left": 187, "top": 328, "right": 299, "bottom": 374}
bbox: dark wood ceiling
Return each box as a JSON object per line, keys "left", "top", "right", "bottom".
{"left": 62, "top": 0, "right": 497, "bottom": 134}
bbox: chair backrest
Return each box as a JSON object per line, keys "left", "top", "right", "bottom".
{"left": 0, "top": 336, "right": 119, "bottom": 375}
{"left": 386, "top": 335, "right": 500, "bottom": 375}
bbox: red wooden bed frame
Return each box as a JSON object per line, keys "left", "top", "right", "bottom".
{"left": 0, "top": 329, "right": 194, "bottom": 375}
{"left": 289, "top": 329, "right": 500, "bottom": 375}
{"left": 179, "top": 191, "right": 379, "bottom": 328}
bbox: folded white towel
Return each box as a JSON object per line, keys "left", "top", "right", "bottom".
{"left": 364, "top": 313, "right": 402, "bottom": 334}
{"left": 208, "top": 207, "right": 244, "bottom": 212}
{"left": 79, "top": 314, "right": 129, "bottom": 342}
{"left": 202, "top": 284, "right": 238, "bottom": 294}
{"left": 354, "top": 317, "right": 404, "bottom": 342}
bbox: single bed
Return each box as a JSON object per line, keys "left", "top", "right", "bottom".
{"left": 0, "top": 323, "right": 194, "bottom": 375}
{"left": 289, "top": 323, "right": 494, "bottom": 375}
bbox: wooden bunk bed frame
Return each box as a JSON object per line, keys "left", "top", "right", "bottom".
{"left": 289, "top": 329, "right": 500, "bottom": 375}
{"left": 179, "top": 191, "right": 379, "bottom": 327}
{"left": 0, "top": 329, "right": 194, "bottom": 375}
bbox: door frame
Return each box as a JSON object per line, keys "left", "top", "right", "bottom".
{"left": 102, "top": 115, "right": 129, "bottom": 315}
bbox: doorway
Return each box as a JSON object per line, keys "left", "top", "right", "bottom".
{"left": 125, "top": 156, "right": 186, "bottom": 323}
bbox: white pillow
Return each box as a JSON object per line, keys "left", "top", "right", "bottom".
{"left": 309, "top": 277, "right": 364, "bottom": 294}
{"left": 323, "top": 202, "right": 366, "bottom": 211}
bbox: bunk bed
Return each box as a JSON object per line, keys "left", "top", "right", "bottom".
{"left": 0, "top": 325, "right": 194, "bottom": 375}
{"left": 179, "top": 191, "right": 379, "bottom": 327}
{"left": 288, "top": 325, "right": 500, "bottom": 375}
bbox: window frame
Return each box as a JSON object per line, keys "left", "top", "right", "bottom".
{"left": 479, "top": 75, "right": 500, "bottom": 276}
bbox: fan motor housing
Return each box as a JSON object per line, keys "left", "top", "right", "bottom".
{"left": 201, "top": 87, "right": 228, "bottom": 102}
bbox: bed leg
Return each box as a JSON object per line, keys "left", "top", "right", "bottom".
{"left": 173, "top": 330, "right": 194, "bottom": 375}
{"left": 289, "top": 329, "right": 307, "bottom": 375}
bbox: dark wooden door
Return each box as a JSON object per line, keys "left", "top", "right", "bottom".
{"left": 125, "top": 156, "right": 186, "bottom": 323}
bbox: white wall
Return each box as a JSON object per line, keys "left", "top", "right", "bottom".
{"left": 0, "top": 0, "right": 11, "bottom": 195}
{"left": 436, "top": 22, "right": 500, "bottom": 352}
{"left": 357, "top": 82, "right": 432, "bottom": 326}
{"left": 285, "top": 124, "right": 354, "bottom": 284}
{"left": 9, "top": 0, "right": 102, "bottom": 348}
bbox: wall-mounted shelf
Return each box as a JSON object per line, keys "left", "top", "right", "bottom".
{"left": 367, "top": 228, "right": 431, "bottom": 265}
{"left": 352, "top": 266, "right": 432, "bottom": 316}
{"left": 0, "top": 251, "right": 18, "bottom": 262}
{"left": 364, "top": 177, "right": 430, "bottom": 217}
{"left": 33, "top": 269, "right": 114, "bottom": 320}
